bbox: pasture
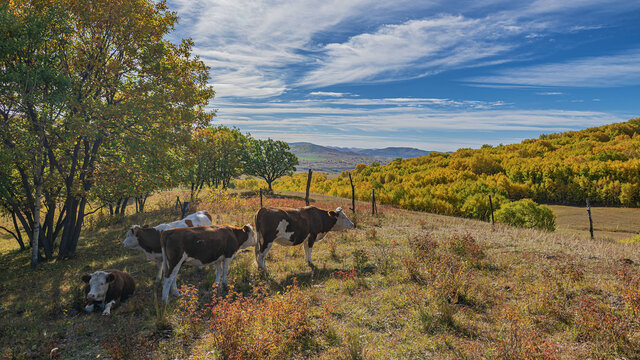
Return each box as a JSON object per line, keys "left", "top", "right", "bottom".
{"left": 1, "top": 190, "right": 640, "bottom": 359}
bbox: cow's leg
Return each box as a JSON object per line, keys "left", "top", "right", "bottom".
{"left": 221, "top": 257, "right": 234, "bottom": 285}
{"left": 162, "top": 253, "right": 187, "bottom": 302}
{"left": 215, "top": 261, "right": 223, "bottom": 285}
{"left": 84, "top": 302, "right": 95, "bottom": 313}
{"left": 102, "top": 299, "right": 119, "bottom": 316}
{"left": 304, "top": 235, "right": 317, "bottom": 270}
{"left": 257, "top": 241, "right": 273, "bottom": 275}
{"left": 155, "top": 262, "right": 163, "bottom": 282}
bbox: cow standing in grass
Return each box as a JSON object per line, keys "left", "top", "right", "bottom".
{"left": 254, "top": 206, "right": 354, "bottom": 274}
{"left": 122, "top": 210, "right": 212, "bottom": 280}
{"left": 160, "top": 224, "right": 256, "bottom": 302}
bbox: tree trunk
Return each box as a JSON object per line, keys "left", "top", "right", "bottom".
{"left": 11, "top": 212, "right": 25, "bottom": 250}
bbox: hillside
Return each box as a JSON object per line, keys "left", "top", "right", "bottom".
{"left": 278, "top": 119, "right": 640, "bottom": 222}
{"left": 1, "top": 190, "right": 640, "bottom": 359}
{"left": 289, "top": 142, "right": 431, "bottom": 173}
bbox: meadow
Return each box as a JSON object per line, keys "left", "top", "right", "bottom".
{"left": 1, "top": 189, "right": 640, "bottom": 359}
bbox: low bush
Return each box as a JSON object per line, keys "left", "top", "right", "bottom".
{"left": 199, "top": 283, "right": 320, "bottom": 360}
{"left": 495, "top": 199, "right": 556, "bottom": 231}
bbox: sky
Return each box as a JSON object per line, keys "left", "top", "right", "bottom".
{"left": 166, "top": 0, "right": 640, "bottom": 151}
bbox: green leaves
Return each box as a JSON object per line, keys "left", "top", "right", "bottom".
{"left": 242, "top": 138, "right": 298, "bottom": 190}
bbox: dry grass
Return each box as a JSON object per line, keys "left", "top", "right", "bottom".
{"left": 1, "top": 190, "right": 640, "bottom": 359}
{"left": 550, "top": 204, "right": 640, "bottom": 241}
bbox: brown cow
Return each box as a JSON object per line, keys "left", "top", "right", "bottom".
{"left": 255, "top": 206, "right": 354, "bottom": 274}
{"left": 160, "top": 224, "right": 256, "bottom": 302}
{"left": 123, "top": 210, "right": 212, "bottom": 280}
{"left": 81, "top": 270, "right": 135, "bottom": 315}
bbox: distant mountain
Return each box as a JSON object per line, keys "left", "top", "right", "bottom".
{"left": 329, "top": 146, "right": 432, "bottom": 158}
{"left": 288, "top": 142, "right": 431, "bottom": 173}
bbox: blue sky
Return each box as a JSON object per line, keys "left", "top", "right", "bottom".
{"left": 167, "top": 0, "right": 640, "bottom": 151}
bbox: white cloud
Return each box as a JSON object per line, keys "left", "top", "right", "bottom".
{"left": 536, "top": 92, "right": 563, "bottom": 95}
{"left": 299, "top": 15, "right": 531, "bottom": 87}
{"left": 468, "top": 50, "right": 640, "bottom": 87}
{"left": 309, "top": 92, "right": 347, "bottom": 97}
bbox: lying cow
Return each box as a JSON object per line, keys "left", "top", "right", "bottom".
{"left": 160, "top": 224, "right": 256, "bottom": 302}
{"left": 81, "top": 270, "right": 135, "bottom": 315}
{"left": 255, "top": 206, "right": 354, "bottom": 274}
{"left": 123, "top": 210, "right": 212, "bottom": 280}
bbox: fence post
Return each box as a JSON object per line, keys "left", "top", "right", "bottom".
{"left": 260, "top": 188, "right": 263, "bottom": 208}
{"left": 181, "top": 201, "right": 190, "bottom": 219}
{"left": 586, "top": 197, "right": 594, "bottom": 240}
{"left": 305, "top": 169, "right": 312, "bottom": 206}
{"left": 488, "top": 195, "right": 495, "bottom": 229}
{"left": 349, "top": 172, "right": 355, "bottom": 213}
{"left": 371, "top": 189, "right": 377, "bottom": 216}
{"left": 175, "top": 196, "right": 182, "bottom": 215}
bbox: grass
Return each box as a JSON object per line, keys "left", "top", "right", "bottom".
{"left": 549, "top": 204, "right": 640, "bottom": 241}
{"left": 1, "top": 189, "right": 640, "bottom": 359}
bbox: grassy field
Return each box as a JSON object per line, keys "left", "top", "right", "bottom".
{"left": 1, "top": 190, "right": 640, "bottom": 359}
{"left": 549, "top": 205, "right": 640, "bottom": 241}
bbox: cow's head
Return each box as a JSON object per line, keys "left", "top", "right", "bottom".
{"left": 123, "top": 225, "right": 142, "bottom": 249}
{"left": 329, "top": 207, "right": 355, "bottom": 231}
{"left": 240, "top": 224, "right": 257, "bottom": 249}
{"left": 82, "top": 271, "right": 115, "bottom": 302}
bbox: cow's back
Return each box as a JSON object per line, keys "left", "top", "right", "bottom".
{"left": 105, "top": 270, "right": 136, "bottom": 301}
{"left": 162, "top": 226, "right": 237, "bottom": 264}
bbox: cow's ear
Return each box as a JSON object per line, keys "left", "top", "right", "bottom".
{"left": 185, "top": 219, "right": 193, "bottom": 227}
{"left": 242, "top": 225, "right": 251, "bottom": 232}
{"left": 328, "top": 210, "right": 337, "bottom": 217}
{"left": 81, "top": 274, "right": 91, "bottom": 283}
{"left": 106, "top": 273, "right": 115, "bottom": 283}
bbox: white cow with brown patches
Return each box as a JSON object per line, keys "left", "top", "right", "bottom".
{"left": 123, "top": 210, "right": 212, "bottom": 281}
{"left": 254, "top": 206, "right": 354, "bottom": 274}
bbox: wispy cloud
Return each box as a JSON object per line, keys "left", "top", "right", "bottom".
{"left": 211, "top": 96, "right": 627, "bottom": 150}
{"left": 536, "top": 92, "right": 563, "bottom": 95}
{"left": 468, "top": 50, "right": 640, "bottom": 88}
{"left": 299, "top": 15, "right": 533, "bottom": 87}
{"left": 309, "top": 92, "right": 348, "bottom": 97}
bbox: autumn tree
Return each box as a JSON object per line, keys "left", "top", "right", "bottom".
{"left": 0, "top": 0, "right": 214, "bottom": 261}
{"left": 184, "top": 126, "right": 247, "bottom": 200}
{"left": 0, "top": 1, "right": 70, "bottom": 264}
{"left": 243, "top": 138, "right": 298, "bottom": 191}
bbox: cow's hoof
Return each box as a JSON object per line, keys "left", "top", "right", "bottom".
{"left": 84, "top": 304, "right": 94, "bottom": 313}
{"left": 101, "top": 310, "right": 111, "bottom": 316}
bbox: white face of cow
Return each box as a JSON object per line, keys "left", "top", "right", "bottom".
{"left": 331, "top": 207, "right": 355, "bottom": 231}
{"left": 241, "top": 224, "right": 257, "bottom": 250}
{"left": 122, "top": 225, "right": 141, "bottom": 249}
{"left": 83, "top": 271, "right": 114, "bottom": 302}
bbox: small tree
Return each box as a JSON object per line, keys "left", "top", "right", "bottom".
{"left": 243, "top": 139, "right": 298, "bottom": 191}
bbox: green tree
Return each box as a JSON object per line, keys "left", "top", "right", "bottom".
{"left": 0, "top": 1, "right": 70, "bottom": 264}
{"left": 0, "top": 0, "right": 214, "bottom": 261}
{"left": 243, "top": 139, "right": 298, "bottom": 191}
{"left": 184, "top": 126, "right": 247, "bottom": 200}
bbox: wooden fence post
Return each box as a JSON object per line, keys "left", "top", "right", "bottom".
{"left": 586, "top": 197, "right": 594, "bottom": 240}
{"left": 260, "top": 188, "right": 263, "bottom": 208}
{"left": 488, "top": 195, "right": 495, "bottom": 229}
{"left": 181, "top": 201, "right": 190, "bottom": 219}
{"left": 349, "top": 172, "right": 355, "bottom": 213}
{"left": 175, "top": 196, "right": 182, "bottom": 215}
{"left": 305, "top": 169, "right": 312, "bottom": 206}
{"left": 371, "top": 189, "right": 377, "bottom": 216}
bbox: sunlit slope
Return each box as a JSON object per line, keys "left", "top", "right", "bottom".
{"left": 275, "top": 118, "right": 640, "bottom": 219}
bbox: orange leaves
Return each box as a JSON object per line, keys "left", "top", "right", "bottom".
{"left": 206, "top": 283, "right": 318, "bottom": 360}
